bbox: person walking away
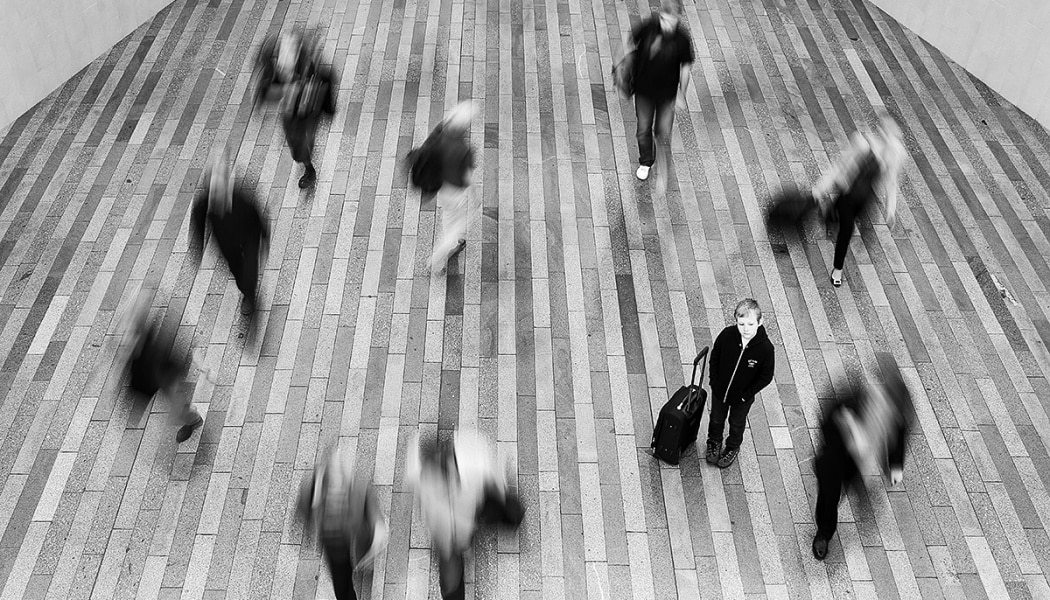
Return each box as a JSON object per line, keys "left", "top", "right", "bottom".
{"left": 120, "top": 301, "right": 204, "bottom": 443}
{"left": 426, "top": 101, "right": 478, "bottom": 276}
{"left": 811, "top": 367, "right": 912, "bottom": 560}
{"left": 190, "top": 151, "right": 270, "bottom": 316}
{"left": 297, "top": 446, "right": 389, "bottom": 600}
{"left": 705, "top": 298, "right": 775, "bottom": 468}
{"left": 811, "top": 115, "right": 907, "bottom": 287}
{"left": 280, "top": 61, "right": 337, "bottom": 189}
{"left": 628, "top": 0, "right": 694, "bottom": 182}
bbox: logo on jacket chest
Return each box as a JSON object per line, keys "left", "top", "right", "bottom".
{"left": 747, "top": 359, "right": 758, "bottom": 368}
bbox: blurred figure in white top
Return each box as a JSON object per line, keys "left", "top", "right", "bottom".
{"left": 811, "top": 115, "right": 908, "bottom": 287}
{"left": 405, "top": 429, "right": 523, "bottom": 600}
{"left": 426, "top": 101, "right": 478, "bottom": 277}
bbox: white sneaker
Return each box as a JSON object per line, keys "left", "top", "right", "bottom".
{"left": 636, "top": 165, "right": 651, "bottom": 181}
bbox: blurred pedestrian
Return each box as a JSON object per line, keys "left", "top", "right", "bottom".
{"left": 705, "top": 299, "right": 775, "bottom": 468}
{"left": 422, "top": 101, "right": 477, "bottom": 276}
{"left": 190, "top": 150, "right": 270, "bottom": 316}
{"left": 811, "top": 366, "right": 913, "bottom": 560}
{"left": 405, "top": 429, "right": 523, "bottom": 600}
{"left": 119, "top": 298, "right": 204, "bottom": 443}
{"left": 627, "top": 0, "right": 694, "bottom": 182}
{"left": 811, "top": 115, "right": 907, "bottom": 287}
{"left": 298, "top": 446, "right": 388, "bottom": 600}
{"left": 280, "top": 59, "right": 337, "bottom": 189}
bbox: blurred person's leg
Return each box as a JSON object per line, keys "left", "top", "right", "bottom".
{"left": 323, "top": 534, "right": 358, "bottom": 600}
{"left": 653, "top": 97, "right": 676, "bottom": 192}
{"left": 813, "top": 453, "right": 845, "bottom": 549}
{"left": 833, "top": 197, "right": 860, "bottom": 271}
{"left": 283, "top": 115, "right": 317, "bottom": 188}
{"left": 299, "top": 119, "right": 318, "bottom": 189}
{"left": 438, "top": 552, "right": 465, "bottom": 600}
{"left": 635, "top": 95, "right": 657, "bottom": 175}
{"left": 171, "top": 385, "right": 203, "bottom": 443}
{"left": 430, "top": 184, "right": 469, "bottom": 274}
{"left": 237, "top": 238, "right": 261, "bottom": 314}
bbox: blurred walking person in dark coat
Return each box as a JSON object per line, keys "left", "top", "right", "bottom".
{"left": 627, "top": 0, "right": 694, "bottom": 185}
{"left": 280, "top": 65, "right": 336, "bottom": 189}
{"left": 190, "top": 150, "right": 270, "bottom": 316}
{"left": 251, "top": 31, "right": 338, "bottom": 189}
{"left": 811, "top": 365, "right": 913, "bottom": 560}
{"left": 297, "top": 446, "right": 388, "bottom": 600}
{"left": 118, "top": 296, "right": 210, "bottom": 443}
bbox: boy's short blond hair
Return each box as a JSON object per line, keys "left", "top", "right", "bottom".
{"left": 734, "top": 298, "right": 762, "bottom": 321}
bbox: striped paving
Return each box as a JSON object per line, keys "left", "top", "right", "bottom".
{"left": 2, "top": 0, "right": 1050, "bottom": 598}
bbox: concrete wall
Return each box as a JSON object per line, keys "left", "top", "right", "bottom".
{"left": 869, "top": 0, "right": 1050, "bottom": 129}
{"left": 0, "top": 0, "right": 173, "bottom": 131}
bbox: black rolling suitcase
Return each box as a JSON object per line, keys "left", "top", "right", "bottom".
{"left": 651, "top": 347, "right": 710, "bottom": 465}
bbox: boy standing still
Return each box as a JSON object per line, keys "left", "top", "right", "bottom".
{"left": 705, "top": 299, "right": 775, "bottom": 468}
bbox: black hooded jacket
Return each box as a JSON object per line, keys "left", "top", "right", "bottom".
{"left": 708, "top": 324, "right": 775, "bottom": 403}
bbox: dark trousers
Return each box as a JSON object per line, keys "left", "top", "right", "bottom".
{"left": 814, "top": 446, "right": 858, "bottom": 539}
{"left": 323, "top": 534, "right": 358, "bottom": 600}
{"left": 832, "top": 192, "right": 872, "bottom": 270}
{"left": 222, "top": 238, "right": 260, "bottom": 305}
{"left": 707, "top": 394, "right": 756, "bottom": 451}
{"left": 283, "top": 115, "right": 318, "bottom": 164}
{"left": 635, "top": 94, "right": 675, "bottom": 167}
{"left": 438, "top": 552, "right": 465, "bottom": 600}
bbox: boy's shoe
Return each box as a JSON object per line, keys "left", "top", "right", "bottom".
{"left": 717, "top": 447, "right": 739, "bottom": 469}
{"left": 636, "top": 165, "right": 651, "bottom": 181}
{"left": 240, "top": 297, "right": 255, "bottom": 315}
{"left": 705, "top": 440, "right": 722, "bottom": 465}
{"left": 812, "top": 534, "right": 829, "bottom": 560}
{"left": 176, "top": 414, "right": 204, "bottom": 443}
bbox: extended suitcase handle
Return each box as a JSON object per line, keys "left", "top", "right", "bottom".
{"left": 678, "top": 347, "right": 710, "bottom": 412}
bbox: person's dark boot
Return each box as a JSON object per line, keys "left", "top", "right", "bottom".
{"left": 240, "top": 296, "right": 255, "bottom": 315}
{"left": 298, "top": 164, "right": 316, "bottom": 189}
{"left": 812, "top": 534, "right": 829, "bottom": 560}
{"left": 176, "top": 414, "right": 204, "bottom": 443}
